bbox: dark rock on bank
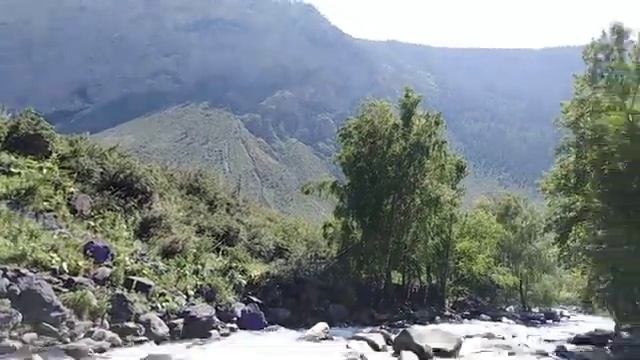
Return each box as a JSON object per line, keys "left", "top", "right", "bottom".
{"left": 180, "top": 304, "right": 219, "bottom": 339}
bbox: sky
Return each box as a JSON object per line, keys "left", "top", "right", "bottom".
{"left": 303, "top": 0, "right": 640, "bottom": 48}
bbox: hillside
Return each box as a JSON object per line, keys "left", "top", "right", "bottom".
{"left": 97, "top": 103, "right": 334, "bottom": 219}
{"left": 0, "top": 0, "right": 585, "bottom": 210}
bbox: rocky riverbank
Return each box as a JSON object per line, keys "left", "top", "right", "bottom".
{"left": 0, "top": 265, "right": 627, "bottom": 360}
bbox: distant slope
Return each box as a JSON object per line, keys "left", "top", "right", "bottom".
{"left": 96, "top": 103, "right": 334, "bottom": 220}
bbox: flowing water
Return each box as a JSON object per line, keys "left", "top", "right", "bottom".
{"left": 105, "top": 314, "right": 614, "bottom": 359}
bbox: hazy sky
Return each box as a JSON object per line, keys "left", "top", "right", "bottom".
{"left": 303, "top": 0, "right": 639, "bottom": 48}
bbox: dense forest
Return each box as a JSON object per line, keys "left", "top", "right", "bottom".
{"left": 0, "top": 0, "right": 585, "bottom": 217}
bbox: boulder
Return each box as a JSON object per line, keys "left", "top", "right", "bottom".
{"left": 36, "top": 322, "right": 64, "bottom": 339}
{"left": 67, "top": 320, "right": 93, "bottom": 340}
{"left": 21, "top": 332, "right": 38, "bottom": 345}
{"left": 91, "top": 266, "right": 113, "bottom": 286}
{"left": 90, "top": 328, "right": 123, "bottom": 347}
{"left": 124, "top": 276, "right": 155, "bottom": 296}
{"left": 543, "top": 310, "right": 561, "bottom": 322}
{"left": 130, "top": 336, "right": 151, "bottom": 345}
{"left": 569, "top": 329, "right": 615, "bottom": 347}
{"left": 142, "top": 354, "right": 174, "bottom": 360}
{"left": 62, "top": 276, "right": 94, "bottom": 291}
{"left": 300, "top": 322, "right": 332, "bottom": 342}
{"left": 61, "top": 337, "right": 112, "bottom": 358}
{"left": 394, "top": 326, "right": 462, "bottom": 359}
{"left": 328, "top": 304, "right": 349, "bottom": 324}
{"left": 478, "top": 314, "right": 492, "bottom": 321}
{"left": 111, "top": 322, "right": 145, "bottom": 338}
{"left": 375, "top": 329, "right": 394, "bottom": 345}
{"left": 139, "top": 313, "right": 170, "bottom": 343}
{"left": 167, "top": 319, "right": 184, "bottom": 340}
{"left": 0, "top": 339, "right": 22, "bottom": 355}
{"left": 237, "top": 303, "right": 266, "bottom": 331}
{"left": 8, "top": 275, "right": 69, "bottom": 326}
{"left": 181, "top": 304, "right": 219, "bottom": 339}
{"left": 110, "top": 292, "right": 143, "bottom": 324}
{"left": 349, "top": 332, "right": 388, "bottom": 352}
{"left": 0, "top": 306, "right": 22, "bottom": 332}
{"left": 83, "top": 240, "right": 114, "bottom": 264}
{"left": 71, "top": 193, "right": 92, "bottom": 217}
{"left": 266, "top": 307, "right": 291, "bottom": 325}
{"left": 555, "top": 345, "right": 609, "bottom": 360}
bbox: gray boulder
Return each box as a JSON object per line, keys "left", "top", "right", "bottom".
{"left": 394, "top": 326, "right": 463, "bottom": 359}
{"left": 71, "top": 193, "right": 92, "bottom": 217}
{"left": 124, "top": 276, "right": 155, "bottom": 296}
{"left": 111, "top": 322, "right": 145, "bottom": 338}
{"left": 0, "top": 339, "right": 22, "bottom": 355}
{"left": 8, "top": 275, "right": 69, "bottom": 326}
{"left": 139, "top": 313, "right": 170, "bottom": 343}
{"left": 36, "top": 322, "right": 64, "bottom": 340}
{"left": 168, "top": 319, "right": 183, "bottom": 340}
{"left": 0, "top": 306, "right": 22, "bottom": 333}
{"left": 21, "top": 332, "right": 38, "bottom": 345}
{"left": 142, "top": 355, "right": 174, "bottom": 360}
{"left": 181, "top": 304, "right": 219, "bottom": 339}
{"left": 569, "top": 329, "right": 615, "bottom": 347}
{"left": 90, "top": 328, "right": 123, "bottom": 347}
{"left": 300, "top": 322, "right": 332, "bottom": 342}
{"left": 91, "top": 267, "right": 113, "bottom": 286}
{"left": 110, "top": 292, "right": 143, "bottom": 324}
{"left": 349, "top": 332, "right": 388, "bottom": 352}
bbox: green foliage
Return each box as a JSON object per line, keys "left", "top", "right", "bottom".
{"left": 3, "top": 109, "right": 57, "bottom": 160}
{"left": 0, "top": 114, "right": 332, "bottom": 306}
{"left": 543, "top": 23, "right": 640, "bottom": 325}
{"left": 60, "top": 289, "right": 108, "bottom": 320}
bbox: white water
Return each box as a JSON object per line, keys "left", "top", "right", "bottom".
{"left": 106, "top": 315, "right": 614, "bottom": 360}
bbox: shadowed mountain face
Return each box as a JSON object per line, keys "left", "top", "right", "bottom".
{"left": 0, "top": 0, "right": 585, "bottom": 215}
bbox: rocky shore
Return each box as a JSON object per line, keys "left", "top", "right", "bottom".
{"left": 0, "top": 265, "right": 632, "bottom": 359}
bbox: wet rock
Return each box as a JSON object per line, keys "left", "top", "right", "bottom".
{"left": 111, "top": 321, "right": 145, "bottom": 338}
{"left": 90, "top": 328, "right": 123, "bottom": 347}
{"left": 167, "top": 319, "right": 183, "bottom": 340}
{"left": 21, "top": 332, "right": 38, "bottom": 345}
{"left": 219, "top": 325, "right": 231, "bottom": 337}
{"left": 110, "top": 292, "right": 143, "bottom": 324}
{"left": 124, "top": 276, "right": 155, "bottom": 296}
{"left": 394, "top": 326, "right": 462, "bottom": 359}
{"left": 0, "top": 306, "right": 22, "bottom": 332}
{"left": 478, "top": 314, "right": 492, "bottom": 321}
{"left": 91, "top": 266, "right": 113, "bottom": 286}
{"left": 237, "top": 303, "right": 266, "bottom": 331}
{"left": 328, "top": 304, "right": 349, "bottom": 324}
{"left": 266, "top": 307, "right": 291, "bottom": 325}
{"left": 555, "top": 344, "right": 609, "bottom": 360}
{"left": 569, "top": 329, "right": 614, "bottom": 347}
{"left": 346, "top": 340, "right": 374, "bottom": 356}
{"left": 9, "top": 275, "right": 69, "bottom": 326}
{"left": 227, "top": 323, "right": 238, "bottom": 333}
{"left": 139, "top": 313, "right": 169, "bottom": 343}
{"left": 543, "top": 309, "right": 561, "bottom": 322}
{"left": 61, "top": 337, "right": 112, "bottom": 358}
{"left": 181, "top": 304, "right": 218, "bottom": 339}
{"left": 0, "top": 339, "right": 22, "bottom": 355}
{"left": 300, "top": 322, "right": 332, "bottom": 342}
{"left": 349, "top": 332, "right": 388, "bottom": 352}
{"left": 142, "top": 354, "right": 174, "bottom": 360}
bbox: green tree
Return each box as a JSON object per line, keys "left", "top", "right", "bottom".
{"left": 310, "top": 88, "right": 466, "bottom": 304}
{"left": 543, "top": 23, "right": 640, "bottom": 327}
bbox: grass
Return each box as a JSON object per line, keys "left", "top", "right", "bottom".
{"left": 0, "top": 110, "right": 333, "bottom": 307}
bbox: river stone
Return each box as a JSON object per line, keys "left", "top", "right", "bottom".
{"left": 0, "top": 339, "right": 22, "bottom": 355}
{"left": 9, "top": 275, "right": 69, "bottom": 326}
{"left": 111, "top": 322, "right": 145, "bottom": 337}
{"left": 300, "top": 322, "right": 332, "bottom": 342}
{"left": 21, "top": 332, "right": 38, "bottom": 345}
{"left": 569, "top": 329, "right": 614, "bottom": 347}
{"left": 124, "top": 276, "right": 155, "bottom": 296}
{"left": 110, "top": 292, "right": 143, "bottom": 323}
{"left": 237, "top": 303, "right": 266, "bottom": 330}
{"left": 139, "top": 313, "right": 170, "bottom": 343}
{"left": 349, "top": 332, "right": 388, "bottom": 352}
{"left": 91, "top": 328, "right": 123, "bottom": 347}
{"left": 91, "top": 266, "right": 113, "bottom": 286}
{"left": 142, "top": 354, "right": 174, "bottom": 360}
{"left": 0, "top": 306, "right": 22, "bottom": 332}
{"left": 394, "top": 326, "right": 464, "bottom": 359}
{"left": 168, "top": 319, "right": 184, "bottom": 340}
{"left": 181, "top": 304, "right": 218, "bottom": 339}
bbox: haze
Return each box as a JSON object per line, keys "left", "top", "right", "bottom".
{"left": 304, "top": 0, "right": 639, "bottom": 48}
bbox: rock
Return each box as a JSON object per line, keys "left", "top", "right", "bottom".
{"left": 9, "top": 275, "right": 69, "bottom": 326}
{"left": 60, "top": 341, "right": 94, "bottom": 359}
{"left": 346, "top": 340, "right": 375, "bottom": 355}
{"left": 519, "top": 311, "right": 546, "bottom": 324}
{"left": 555, "top": 344, "right": 609, "bottom": 360}
{"left": 227, "top": 323, "right": 238, "bottom": 333}
{"left": 501, "top": 317, "right": 516, "bottom": 325}
{"left": 31, "top": 335, "right": 61, "bottom": 349}
{"left": 110, "top": 292, "right": 143, "bottom": 324}
{"left": 36, "top": 322, "right": 63, "bottom": 339}
{"left": 244, "top": 295, "right": 263, "bottom": 305}
{"left": 400, "top": 350, "right": 420, "bottom": 360}
{"left": 344, "top": 350, "right": 368, "bottom": 360}
{"left": 264, "top": 324, "right": 283, "bottom": 332}
{"left": 67, "top": 320, "right": 95, "bottom": 340}
{"left": 300, "top": 322, "right": 332, "bottom": 342}
{"left": 142, "top": 354, "right": 174, "bottom": 360}
{"left": 478, "top": 314, "right": 492, "bottom": 321}
{"left": 91, "top": 266, "right": 113, "bottom": 286}
{"left": 375, "top": 329, "right": 393, "bottom": 345}
{"left": 328, "top": 304, "right": 349, "bottom": 324}
{"left": 83, "top": 239, "right": 114, "bottom": 264}
{"left": 266, "top": 307, "right": 291, "bottom": 325}
{"left": 569, "top": 329, "right": 614, "bottom": 347}
{"left": 0, "top": 307, "right": 22, "bottom": 332}
{"left": 237, "top": 303, "right": 266, "bottom": 331}
{"left": 62, "top": 276, "right": 95, "bottom": 290}
{"left": 111, "top": 321, "right": 145, "bottom": 337}
{"left": 124, "top": 276, "right": 155, "bottom": 296}
{"left": 71, "top": 193, "right": 92, "bottom": 217}
{"left": 91, "top": 328, "right": 123, "bottom": 347}
{"left": 0, "top": 339, "right": 22, "bottom": 355}
{"left": 543, "top": 310, "right": 561, "bottom": 322}
{"left": 130, "top": 336, "right": 151, "bottom": 344}
{"left": 394, "top": 326, "right": 462, "bottom": 359}
{"left": 181, "top": 304, "right": 219, "bottom": 339}
{"left": 349, "top": 332, "right": 388, "bottom": 352}
{"left": 167, "top": 319, "right": 183, "bottom": 340}
{"left": 219, "top": 325, "right": 231, "bottom": 337}
{"left": 21, "top": 332, "right": 38, "bottom": 345}
{"left": 139, "top": 313, "right": 170, "bottom": 343}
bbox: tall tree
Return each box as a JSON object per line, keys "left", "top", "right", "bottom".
{"left": 543, "top": 23, "right": 640, "bottom": 328}
{"left": 311, "top": 88, "right": 466, "bottom": 303}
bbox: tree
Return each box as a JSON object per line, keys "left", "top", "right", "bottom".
{"left": 309, "top": 88, "right": 466, "bottom": 304}
{"left": 543, "top": 23, "right": 640, "bottom": 327}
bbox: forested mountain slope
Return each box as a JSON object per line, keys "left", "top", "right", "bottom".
{"left": 0, "top": 0, "right": 585, "bottom": 211}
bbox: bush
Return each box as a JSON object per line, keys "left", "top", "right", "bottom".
{"left": 2, "top": 109, "right": 57, "bottom": 160}
{"left": 60, "top": 289, "right": 104, "bottom": 320}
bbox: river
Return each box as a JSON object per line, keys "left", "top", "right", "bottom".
{"left": 105, "top": 314, "right": 614, "bottom": 359}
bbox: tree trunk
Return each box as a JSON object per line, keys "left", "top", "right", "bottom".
{"left": 519, "top": 277, "right": 528, "bottom": 311}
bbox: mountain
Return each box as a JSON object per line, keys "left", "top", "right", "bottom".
{"left": 0, "top": 0, "right": 585, "bottom": 214}
{"left": 96, "top": 103, "right": 334, "bottom": 219}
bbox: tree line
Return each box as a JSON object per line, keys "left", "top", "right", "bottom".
{"left": 308, "top": 23, "right": 639, "bottom": 326}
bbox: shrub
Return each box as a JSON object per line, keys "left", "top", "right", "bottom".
{"left": 2, "top": 109, "right": 57, "bottom": 160}
{"left": 61, "top": 289, "right": 101, "bottom": 320}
